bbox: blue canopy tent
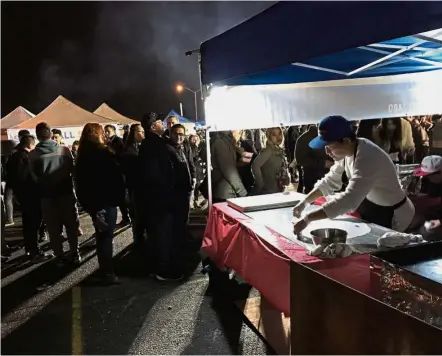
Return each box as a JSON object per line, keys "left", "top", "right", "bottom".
{"left": 198, "top": 1, "right": 442, "bottom": 205}
{"left": 200, "top": 1, "right": 442, "bottom": 131}
{"left": 163, "top": 109, "right": 194, "bottom": 125}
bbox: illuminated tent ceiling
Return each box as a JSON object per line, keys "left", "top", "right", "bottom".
{"left": 200, "top": 1, "right": 442, "bottom": 130}
{"left": 94, "top": 103, "right": 138, "bottom": 125}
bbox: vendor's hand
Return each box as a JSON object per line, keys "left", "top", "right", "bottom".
{"left": 293, "top": 200, "right": 307, "bottom": 218}
{"left": 192, "top": 178, "right": 197, "bottom": 189}
{"left": 424, "top": 219, "right": 441, "bottom": 231}
{"left": 293, "top": 217, "right": 309, "bottom": 234}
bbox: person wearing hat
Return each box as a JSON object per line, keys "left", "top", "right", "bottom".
{"left": 138, "top": 112, "right": 184, "bottom": 281}
{"left": 413, "top": 155, "right": 442, "bottom": 240}
{"left": 293, "top": 115, "right": 415, "bottom": 233}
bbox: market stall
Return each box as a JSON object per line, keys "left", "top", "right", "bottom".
{"left": 199, "top": 1, "right": 442, "bottom": 354}
{"left": 7, "top": 96, "right": 119, "bottom": 146}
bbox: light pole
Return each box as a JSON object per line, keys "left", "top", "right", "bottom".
{"left": 176, "top": 84, "right": 201, "bottom": 122}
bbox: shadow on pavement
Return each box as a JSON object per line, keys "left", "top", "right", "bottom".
{"left": 1, "top": 288, "right": 73, "bottom": 355}
{"left": 1, "top": 223, "right": 272, "bottom": 355}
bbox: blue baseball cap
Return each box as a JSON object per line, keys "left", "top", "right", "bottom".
{"left": 309, "top": 115, "right": 354, "bottom": 149}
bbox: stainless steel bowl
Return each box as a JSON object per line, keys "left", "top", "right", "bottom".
{"left": 310, "top": 228, "right": 347, "bottom": 246}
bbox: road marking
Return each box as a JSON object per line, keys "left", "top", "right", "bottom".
{"left": 72, "top": 286, "right": 83, "bottom": 355}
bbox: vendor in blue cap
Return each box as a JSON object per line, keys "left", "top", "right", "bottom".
{"left": 292, "top": 115, "right": 415, "bottom": 234}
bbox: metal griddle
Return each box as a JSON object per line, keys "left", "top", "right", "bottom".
{"left": 245, "top": 206, "right": 393, "bottom": 254}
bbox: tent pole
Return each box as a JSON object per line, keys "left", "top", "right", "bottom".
{"left": 205, "top": 126, "right": 213, "bottom": 209}
{"left": 197, "top": 50, "right": 213, "bottom": 209}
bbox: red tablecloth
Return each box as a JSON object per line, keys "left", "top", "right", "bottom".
{"left": 202, "top": 203, "right": 372, "bottom": 316}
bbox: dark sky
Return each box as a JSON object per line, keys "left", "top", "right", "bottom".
{"left": 1, "top": 1, "right": 271, "bottom": 120}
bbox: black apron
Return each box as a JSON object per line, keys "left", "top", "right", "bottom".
{"left": 344, "top": 141, "right": 407, "bottom": 229}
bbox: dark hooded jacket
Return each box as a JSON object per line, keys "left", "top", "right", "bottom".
{"left": 5, "top": 147, "right": 37, "bottom": 198}
{"left": 120, "top": 143, "right": 141, "bottom": 191}
{"left": 165, "top": 138, "right": 194, "bottom": 193}
{"left": 108, "top": 135, "right": 124, "bottom": 158}
{"left": 28, "top": 139, "right": 74, "bottom": 198}
{"left": 138, "top": 131, "right": 174, "bottom": 211}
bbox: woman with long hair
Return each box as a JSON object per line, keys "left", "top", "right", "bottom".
{"left": 357, "top": 119, "right": 380, "bottom": 142}
{"left": 211, "top": 130, "right": 247, "bottom": 202}
{"left": 121, "top": 123, "right": 145, "bottom": 247}
{"left": 252, "top": 127, "right": 290, "bottom": 194}
{"left": 375, "top": 118, "right": 403, "bottom": 164}
{"left": 75, "top": 123, "right": 125, "bottom": 284}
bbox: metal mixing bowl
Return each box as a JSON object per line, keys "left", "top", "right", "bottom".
{"left": 310, "top": 228, "right": 347, "bottom": 246}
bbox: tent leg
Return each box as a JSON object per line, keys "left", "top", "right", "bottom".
{"left": 205, "top": 127, "right": 213, "bottom": 209}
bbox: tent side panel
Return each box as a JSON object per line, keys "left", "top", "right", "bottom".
{"left": 205, "top": 71, "right": 442, "bottom": 131}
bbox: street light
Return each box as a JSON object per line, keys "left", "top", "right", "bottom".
{"left": 175, "top": 84, "right": 201, "bottom": 122}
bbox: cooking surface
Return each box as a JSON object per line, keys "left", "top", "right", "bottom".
{"left": 245, "top": 206, "right": 392, "bottom": 254}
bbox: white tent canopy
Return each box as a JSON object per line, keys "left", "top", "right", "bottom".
{"left": 205, "top": 70, "right": 442, "bottom": 131}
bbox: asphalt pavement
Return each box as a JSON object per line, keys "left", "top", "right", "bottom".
{"left": 1, "top": 210, "right": 273, "bottom": 355}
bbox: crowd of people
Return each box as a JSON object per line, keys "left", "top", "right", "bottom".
{"left": 1, "top": 113, "right": 441, "bottom": 282}
{"left": 207, "top": 114, "right": 442, "bottom": 240}
{"left": 1, "top": 114, "right": 206, "bottom": 284}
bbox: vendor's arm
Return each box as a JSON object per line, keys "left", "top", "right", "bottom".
{"left": 251, "top": 148, "right": 271, "bottom": 192}
{"left": 319, "top": 158, "right": 376, "bottom": 219}
{"left": 293, "top": 160, "right": 344, "bottom": 217}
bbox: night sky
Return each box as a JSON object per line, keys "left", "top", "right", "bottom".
{"left": 1, "top": 1, "right": 271, "bottom": 120}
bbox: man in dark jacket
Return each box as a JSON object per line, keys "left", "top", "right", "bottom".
{"left": 138, "top": 112, "right": 181, "bottom": 281}
{"left": 166, "top": 123, "right": 195, "bottom": 206}
{"left": 8, "top": 135, "right": 53, "bottom": 262}
{"left": 164, "top": 124, "right": 195, "bottom": 280}
{"left": 104, "top": 125, "right": 124, "bottom": 157}
{"left": 295, "top": 125, "right": 333, "bottom": 194}
{"left": 3, "top": 129, "right": 31, "bottom": 226}
{"left": 29, "top": 123, "right": 80, "bottom": 265}
{"left": 105, "top": 124, "right": 130, "bottom": 226}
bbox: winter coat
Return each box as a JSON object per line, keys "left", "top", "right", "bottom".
{"left": 75, "top": 144, "right": 125, "bottom": 214}
{"left": 211, "top": 133, "right": 247, "bottom": 200}
{"left": 28, "top": 139, "right": 74, "bottom": 199}
{"left": 137, "top": 131, "right": 175, "bottom": 211}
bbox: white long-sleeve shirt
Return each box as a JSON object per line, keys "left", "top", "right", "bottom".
{"left": 314, "top": 138, "right": 415, "bottom": 231}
